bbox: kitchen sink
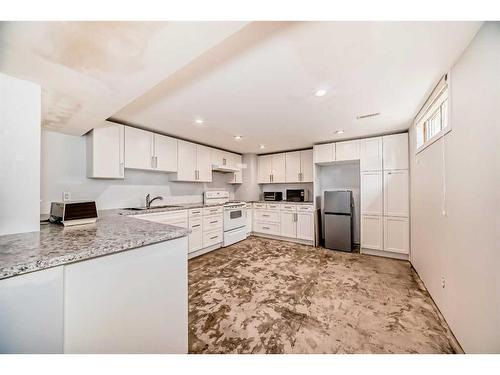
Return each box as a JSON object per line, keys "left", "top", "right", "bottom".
{"left": 124, "top": 205, "right": 182, "bottom": 211}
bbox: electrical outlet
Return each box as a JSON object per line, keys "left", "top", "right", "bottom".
{"left": 62, "top": 192, "right": 71, "bottom": 201}
{"left": 441, "top": 277, "right": 446, "bottom": 289}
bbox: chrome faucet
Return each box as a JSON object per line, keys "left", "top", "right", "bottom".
{"left": 145, "top": 194, "right": 163, "bottom": 208}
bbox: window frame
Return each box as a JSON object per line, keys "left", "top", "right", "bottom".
{"left": 414, "top": 74, "right": 452, "bottom": 154}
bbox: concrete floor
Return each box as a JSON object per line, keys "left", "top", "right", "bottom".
{"left": 188, "top": 236, "right": 460, "bottom": 354}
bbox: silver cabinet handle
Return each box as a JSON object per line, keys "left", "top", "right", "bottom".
{"left": 210, "top": 220, "right": 218, "bottom": 224}
{"left": 192, "top": 224, "right": 200, "bottom": 228}
{"left": 210, "top": 235, "right": 218, "bottom": 240}
{"left": 223, "top": 158, "right": 226, "bottom": 166}
{"left": 263, "top": 226, "right": 270, "bottom": 230}
{"left": 262, "top": 214, "right": 270, "bottom": 217}
{"left": 151, "top": 156, "right": 155, "bottom": 168}
{"left": 155, "top": 156, "right": 158, "bottom": 168}
{"left": 119, "top": 162, "right": 124, "bottom": 176}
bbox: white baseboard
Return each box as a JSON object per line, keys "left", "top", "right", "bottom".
{"left": 361, "top": 248, "right": 409, "bottom": 261}
{"left": 188, "top": 243, "right": 222, "bottom": 259}
{"left": 251, "top": 232, "right": 314, "bottom": 246}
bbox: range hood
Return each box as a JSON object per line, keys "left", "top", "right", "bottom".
{"left": 211, "top": 164, "right": 239, "bottom": 173}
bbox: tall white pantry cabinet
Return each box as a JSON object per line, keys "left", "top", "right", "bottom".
{"left": 360, "top": 133, "right": 409, "bottom": 257}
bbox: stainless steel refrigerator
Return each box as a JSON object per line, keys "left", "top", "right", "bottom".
{"left": 323, "top": 190, "right": 353, "bottom": 252}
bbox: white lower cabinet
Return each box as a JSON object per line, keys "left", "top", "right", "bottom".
{"left": 0, "top": 266, "right": 64, "bottom": 353}
{"left": 188, "top": 217, "right": 203, "bottom": 253}
{"left": 361, "top": 215, "right": 383, "bottom": 250}
{"left": 280, "top": 211, "right": 297, "bottom": 238}
{"left": 246, "top": 208, "right": 253, "bottom": 234}
{"left": 296, "top": 211, "right": 314, "bottom": 241}
{"left": 254, "top": 221, "right": 280, "bottom": 236}
{"left": 383, "top": 216, "right": 409, "bottom": 254}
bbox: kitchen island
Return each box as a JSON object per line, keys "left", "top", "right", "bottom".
{"left": 0, "top": 210, "right": 189, "bottom": 354}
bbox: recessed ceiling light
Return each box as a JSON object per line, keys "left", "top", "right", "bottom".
{"left": 335, "top": 130, "right": 345, "bottom": 135}
{"left": 314, "top": 89, "right": 327, "bottom": 97}
{"left": 234, "top": 135, "right": 242, "bottom": 141}
{"left": 194, "top": 118, "right": 204, "bottom": 124}
{"left": 259, "top": 144, "right": 265, "bottom": 149}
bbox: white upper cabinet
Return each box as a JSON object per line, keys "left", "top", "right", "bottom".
{"left": 335, "top": 140, "right": 360, "bottom": 161}
{"left": 176, "top": 140, "right": 197, "bottom": 181}
{"left": 383, "top": 133, "right": 409, "bottom": 170}
{"left": 313, "top": 143, "right": 335, "bottom": 164}
{"left": 271, "top": 153, "right": 286, "bottom": 183}
{"left": 300, "top": 149, "right": 313, "bottom": 182}
{"left": 125, "top": 127, "right": 154, "bottom": 170}
{"left": 360, "top": 137, "right": 383, "bottom": 171}
{"left": 361, "top": 171, "right": 383, "bottom": 215}
{"left": 257, "top": 155, "right": 273, "bottom": 183}
{"left": 196, "top": 145, "right": 212, "bottom": 182}
{"left": 384, "top": 170, "right": 409, "bottom": 217}
{"left": 285, "top": 151, "right": 301, "bottom": 183}
{"left": 86, "top": 123, "right": 124, "bottom": 179}
{"left": 154, "top": 134, "right": 177, "bottom": 172}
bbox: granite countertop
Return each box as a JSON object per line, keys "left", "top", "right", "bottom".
{"left": 0, "top": 211, "right": 189, "bottom": 280}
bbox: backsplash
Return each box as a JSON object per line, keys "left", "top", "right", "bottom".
{"left": 40, "top": 130, "right": 236, "bottom": 214}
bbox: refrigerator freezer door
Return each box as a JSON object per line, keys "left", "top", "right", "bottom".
{"left": 324, "top": 213, "right": 352, "bottom": 252}
{"left": 324, "top": 190, "right": 352, "bottom": 214}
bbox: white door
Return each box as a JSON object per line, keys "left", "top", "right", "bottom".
{"left": 360, "top": 137, "right": 382, "bottom": 171}
{"left": 384, "top": 170, "right": 409, "bottom": 217}
{"left": 280, "top": 211, "right": 297, "bottom": 238}
{"left": 196, "top": 144, "right": 212, "bottom": 182}
{"left": 300, "top": 149, "right": 313, "bottom": 182}
{"left": 361, "top": 171, "right": 383, "bottom": 215}
{"left": 296, "top": 212, "right": 314, "bottom": 241}
{"left": 154, "top": 134, "right": 177, "bottom": 172}
{"left": 361, "top": 215, "right": 383, "bottom": 250}
{"left": 383, "top": 133, "right": 409, "bottom": 170}
{"left": 88, "top": 123, "right": 124, "bottom": 179}
{"left": 335, "top": 140, "right": 360, "bottom": 161}
{"left": 188, "top": 218, "right": 203, "bottom": 253}
{"left": 313, "top": 143, "right": 334, "bottom": 163}
{"left": 124, "top": 126, "right": 154, "bottom": 170}
{"left": 271, "top": 153, "right": 286, "bottom": 183}
{"left": 285, "top": 151, "right": 301, "bottom": 183}
{"left": 383, "top": 216, "right": 409, "bottom": 254}
{"left": 176, "top": 140, "right": 197, "bottom": 181}
{"left": 258, "top": 155, "right": 272, "bottom": 183}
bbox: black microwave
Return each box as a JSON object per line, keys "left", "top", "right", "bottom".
{"left": 263, "top": 192, "right": 283, "bottom": 201}
{"left": 286, "top": 189, "right": 306, "bottom": 202}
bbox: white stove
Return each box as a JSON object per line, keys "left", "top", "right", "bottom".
{"left": 204, "top": 191, "right": 247, "bottom": 246}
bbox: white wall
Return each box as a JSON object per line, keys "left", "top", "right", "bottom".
{"left": 234, "top": 154, "right": 260, "bottom": 201}
{"left": 409, "top": 22, "right": 499, "bottom": 353}
{"left": 317, "top": 162, "right": 360, "bottom": 244}
{"left": 41, "top": 130, "right": 236, "bottom": 214}
{"left": 0, "top": 73, "right": 41, "bottom": 235}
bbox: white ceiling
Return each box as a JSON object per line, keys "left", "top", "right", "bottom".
{"left": 1, "top": 21, "right": 481, "bottom": 153}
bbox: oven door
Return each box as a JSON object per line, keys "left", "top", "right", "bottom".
{"left": 224, "top": 207, "right": 246, "bottom": 231}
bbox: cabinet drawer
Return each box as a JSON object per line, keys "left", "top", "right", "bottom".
{"left": 253, "top": 203, "right": 266, "bottom": 209}
{"left": 188, "top": 208, "right": 202, "bottom": 218}
{"left": 189, "top": 217, "right": 202, "bottom": 229}
{"left": 135, "top": 210, "right": 188, "bottom": 228}
{"left": 254, "top": 221, "right": 280, "bottom": 236}
{"left": 296, "top": 205, "right": 314, "bottom": 212}
{"left": 266, "top": 203, "right": 281, "bottom": 210}
{"left": 202, "top": 229, "right": 223, "bottom": 248}
{"left": 254, "top": 210, "right": 280, "bottom": 223}
{"left": 280, "top": 204, "right": 296, "bottom": 211}
{"left": 203, "top": 214, "right": 223, "bottom": 231}
{"left": 203, "top": 206, "right": 223, "bottom": 216}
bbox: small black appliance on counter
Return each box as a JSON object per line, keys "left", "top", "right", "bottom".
{"left": 263, "top": 191, "right": 283, "bottom": 201}
{"left": 286, "top": 189, "right": 306, "bottom": 202}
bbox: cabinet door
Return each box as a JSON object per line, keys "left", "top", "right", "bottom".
{"left": 87, "top": 123, "right": 124, "bottom": 179}
{"left": 154, "top": 134, "right": 177, "bottom": 172}
{"left": 210, "top": 148, "right": 223, "bottom": 166}
{"left": 335, "top": 140, "right": 360, "bottom": 161}
{"left": 227, "top": 153, "right": 241, "bottom": 169}
{"left": 285, "top": 151, "right": 301, "bottom": 183}
{"left": 176, "top": 140, "right": 197, "bottom": 181}
{"left": 384, "top": 170, "right": 409, "bottom": 217}
{"left": 383, "top": 133, "right": 408, "bottom": 170}
{"left": 196, "top": 145, "right": 212, "bottom": 182}
{"left": 280, "top": 211, "right": 297, "bottom": 238}
{"left": 271, "top": 153, "right": 286, "bottom": 183}
{"left": 188, "top": 218, "right": 203, "bottom": 253}
{"left": 124, "top": 127, "right": 154, "bottom": 170}
{"left": 361, "top": 215, "right": 383, "bottom": 250}
{"left": 246, "top": 208, "right": 253, "bottom": 234}
{"left": 360, "top": 137, "right": 382, "bottom": 171}
{"left": 257, "top": 155, "right": 272, "bottom": 183}
{"left": 0, "top": 267, "right": 63, "bottom": 353}
{"left": 296, "top": 212, "right": 314, "bottom": 241}
{"left": 300, "top": 149, "right": 313, "bottom": 182}
{"left": 361, "top": 171, "right": 383, "bottom": 215}
{"left": 383, "top": 216, "right": 409, "bottom": 254}
{"left": 313, "top": 143, "right": 335, "bottom": 164}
